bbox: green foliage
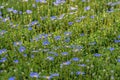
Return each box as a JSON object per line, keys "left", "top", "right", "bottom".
{"left": 0, "top": 0, "right": 120, "bottom": 80}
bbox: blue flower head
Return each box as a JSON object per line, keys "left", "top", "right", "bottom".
{"left": 30, "top": 72, "right": 39, "bottom": 78}
{"left": 68, "top": 22, "right": 73, "bottom": 26}
{"left": 42, "top": 40, "right": 50, "bottom": 46}
{"left": 19, "top": 11, "right": 22, "bottom": 14}
{"left": 8, "top": 76, "right": 15, "bottom": 80}
{"left": 61, "top": 52, "right": 68, "bottom": 56}
{"left": 109, "top": 47, "right": 114, "bottom": 52}
{"left": 7, "top": 8, "right": 13, "bottom": 12}
{"left": 50, "top": 16, "right": 57, "bottom": 20}
{"left": 84, "top": 6, "right": 90, "bottom": 11}
{"left": 54, "top": 36, "right": 61, "bottom": 40}
{"left": 13, "top": 60, "right": 19, "bottom": 63}
{"left": 118, "top": 35, "right": 120, "bottom": 38}
{"left": 72, "top": 57, "right": 79, "bottom": 61}
{"left": 0, "top": 30, "right": 7, "bottom": 35}
{"left": 0, "top": 49, "right": 7, "bottom": 55}
{"left": 78, "top": 64, "right": 86, "bottom": 67}
{"left": 46, "top": 56, "right": 54, "bottom": 61}
{"left": 13, "top": 41, "right": 22, "bottom": 46}
{"left": 28, "top": 27, "right": 32, "bottom": 30}
{"left": 117, "top": 59, "right": 120, "bottom": 62}
{"left": 63, "top": 61, "right": 71, "bottom": 65}
{"left": 0, "top": 57, "right": 7, "bottom": 63}
{"left": 36, "top": 0, "right": 47, "bottom": 3}
{"left": 23, "top": 54, "right": 27, "bottom": 57}
{"left": 94, "top": 53, "right": 101, "bottom": 57}
{"left": 76, "top": 71, "right": 81, "bottom": 75}
{"left": 90, "top": 16, "right": 95, "bottom": 19}
{"left": 114, "top": 40, "right": 120, "bottom": 43}
{"left": 0, "top": 11, "right": 2, "bottom": 15}
{"left": 53, "top": 0, "right": 66, "bottom": 6}
{"left": 30, "top": 20, "right": 38, "bottom": 26}
{"left": 76, "top": 71, "right": 85, "bottom": 75}
{"left": 19, "top": 46, "right": 26, "bottom": 53}
{"left": 50, "top": 73, "right": 59, "bottom": 77}
{"left": 26, "top": 10, "right": 32, "bottom": 14}
{"left": 80, "top": 33, "right": 84, "bottom": 36}
{"left": 64, "top": 37, "right": 70, "bottom": 43}
{"left": 13, "top": 10, "right": 18, "bottom": 14}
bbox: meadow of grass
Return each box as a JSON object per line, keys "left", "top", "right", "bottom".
{"left": 0, "top": 0, "right": 120, "bottom": 80}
